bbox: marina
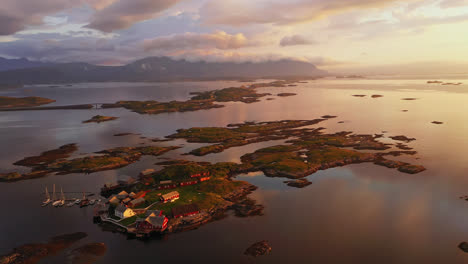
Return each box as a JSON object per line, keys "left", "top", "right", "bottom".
{"left": 41, "top": 185, "right": 99, "bottom": 208}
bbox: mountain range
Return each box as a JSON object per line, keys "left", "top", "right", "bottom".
{"left": 0, "top": 57, "right": 327, "bottom": 85}
{"left": 0, "top": 57, "right": 54, "bottom": 72}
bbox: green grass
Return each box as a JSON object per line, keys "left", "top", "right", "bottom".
{"left": 0, "top": 96, "right": 55, "bottom": 108}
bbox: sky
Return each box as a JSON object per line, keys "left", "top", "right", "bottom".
{"left": 0, "top": 0, "right": 467, "bottom": 74}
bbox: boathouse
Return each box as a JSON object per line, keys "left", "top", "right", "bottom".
{"left": 115, "top": 204, "right": 136, "bottom": 219}
{"left": 140, "top": 169, "right": 155, "bottom": 177}
{"left": 128, "top": 197, "right": 145, "bottom": 208}
{"left": 160, "top": 191, "right": 179, "bottom": 203}
{"left": 108, "top": 196, "right": 120, "bottom": 205}
{"left": 172, "top": 204, "right": 200, "bottom": 218}
{"left": 136, "top": 215, "right": 168, "bottom": 232}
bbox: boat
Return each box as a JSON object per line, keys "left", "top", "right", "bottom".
{"left": 59, "top": 188, "right": 65, "bottom": 206}
{"left": 41, "top": 186, "right": 51, "bottom": 207}
{"left": 66, "top": 200, "right": 75, "bottom": 207}
{"left": 54, "top": 187, "right": 65, "bottom": 207}
{"left": 80, "top": 192, "right": 90, "bottom": 208}
{"left": 89, "top": 199, "right": 96, "bottom": 205}
{"left": 74, "top": 198, "right": 81, "bottom": 204}
{"left": 51, "top": 184, "right": 62, "bottom": 207}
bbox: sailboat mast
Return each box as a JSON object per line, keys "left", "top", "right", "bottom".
{"left": 45, "top": 186, "right": 50, "bottom": 200}
{"left": 52, "top": 184, "right": 56, "bottom": 200}
{"left": 61, "top": 187, "right": 65, "bottom": 200}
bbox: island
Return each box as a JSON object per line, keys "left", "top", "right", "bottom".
{"left": 0, "top": 96, "right": 55, "bottom": 109}
{"left": 1, "top": 144, "right": 180, "bottom": 182}
{"left": 95, "top": 161, "right": 261, "bottom": 236}
{"left": 83, "top": 115, "right": 118, "bottom": 123}
{"left": 277, "top": 93, "right": 297, "bottom": 97}
{"left": 101, "top": 80, "right": 298, "bottom": 115}
{"left": 0, "top": 232, "right": 87, "bottom": 264}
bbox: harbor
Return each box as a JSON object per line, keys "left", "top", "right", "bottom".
{"left": 41, "top": 184, "right": 100, "bottom": 208}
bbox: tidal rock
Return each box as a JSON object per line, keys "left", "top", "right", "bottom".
{"left": 244, "top": 240, "right": 272, "bottom": 257}
{"left": 284, "top": 179, "right": 312, "bottom": 188}
{"left": 459, "top": 242, "right": 468, "bottom": 253}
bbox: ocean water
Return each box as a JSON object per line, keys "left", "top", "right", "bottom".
{"left": 1, "top": 77, "right": 468, "bottom": 263}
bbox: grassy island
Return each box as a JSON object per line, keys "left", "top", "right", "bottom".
{"left": 2, "top": 145, "right": 179, "bottom": 182}
{"left": 0, "top": 96, "right": 55, "bottom": 108}
{"left": 101, "top": 80, "right": 299, "bottom": 115}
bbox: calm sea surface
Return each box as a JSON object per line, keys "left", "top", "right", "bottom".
{"left": 1, "top": 77, "right": 468, "bottom": 263}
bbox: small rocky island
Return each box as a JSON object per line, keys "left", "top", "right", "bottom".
{"left": 0, "top": 96, "right": 55, "bottom": 109}
{"left": 83, "top": 115, "right": 118, "bottom": 123}
{"left": 277, "top": 93, "right": 297, "bottom": 97}
{"left": 0, "top": 232, "right": 87, "bottom": 264}
{"left": 244, "top": 241, "right": 272, "bottom": 257}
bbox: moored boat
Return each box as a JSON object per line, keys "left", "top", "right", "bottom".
{"left": 41, "top": 186, "right": 51, "bottom": 207}
{"left": 80, "top": 192, "right": 90, "bottom": 207}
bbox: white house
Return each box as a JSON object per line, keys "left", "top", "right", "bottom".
{"left": 115, "top": 204, "right": 136, "bottom": 219}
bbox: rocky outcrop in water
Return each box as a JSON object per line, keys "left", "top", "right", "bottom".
{"left": 244, "top": 241, "right": 272, "bottom": 257}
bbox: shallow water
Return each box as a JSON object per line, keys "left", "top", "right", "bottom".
{"left": 1, "top": 77, "right": 468, "bottom": 263}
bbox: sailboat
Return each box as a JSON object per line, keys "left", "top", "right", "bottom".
{"left": 41, "top": 186, "right": 51, "bottom": 207}
{"left": 53, "top": 187, "right": 65, "bottom": 207}
{"left": 59, "top": 188, "right": 65, "bottom": 206}
{"left": 51, "top": 185, "right": 61, "bottom": 207}
{"left": 79, "top": 192, "right": 90, "bottom": 208}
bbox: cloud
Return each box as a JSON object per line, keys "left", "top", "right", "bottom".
{"left": 86, "top": 0, "right": 182, "bottom": 32}
{"left": 439, "top": 0, "right": 468, "bottom": 8}
{"left": 0, "top": 0, "right": 82, "bottom": 35}
{"left": 200, "top": 0, "right": 420, "bottom": 26}
{"left": 143, "top": 31, "right": 255, "bottom": 51}
{"left": 280, "top": 35, "right": 315, "bottom": 46}
{"left": 0, "top": 33, "right": 128, "bottom": 64}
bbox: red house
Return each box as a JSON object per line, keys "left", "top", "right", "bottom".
{"left": 157, "top": 184, "right": 177, "bottom": 190}
{"left": 136, "top": 214, "right": 168, "bottom": 232}
{"left": 160, "top": 191, "right": 179, "bottom": 203}
{"left": 172, "top": 204, "right": 200, "bottom": 218}
{"left": 180, "top": 180, "right": 198, "bottom": 187}
{"left": 199, "top": 177, "right": 210, "bottom": 182}
{"left": 190, "top": 172, "right": 210, "bottom": 178}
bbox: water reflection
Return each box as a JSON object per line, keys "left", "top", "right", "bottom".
{"left": 1, "top": 79, "right": 468, "bottom": 263}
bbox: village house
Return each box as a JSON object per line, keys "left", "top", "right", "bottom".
{"left": 145, "top": 210, "right": 163, "bottom": 217}
{"left": 139, "top": 169, "right": 155, "bottom": 177}
{"left": 172, "top": 204, "right": 200, "bottom": 218}
{"left": 115, "top": 204, "right": 136, "bottom": 219}
{"left": 180, "top": 180, "right": 198, "bottom": 186}
{"left": 199, "top": 176, "right": 210, "bottom": 182}
{"left": 118, "top": 177, "right": 136, "bottom": 186}
{"left": 117, "top": 190, "right": 129, "bottom": 200}
{"left": 160, "top": 180, "right": 172, "bottom": 185}
{"left": 136, "top": 214, "right": 168, "bottom": 232}
{"left": 160, "top": 191, "right": 179, "bottom": 203}
{"left": 134, "top": 191, "right": 147, "bottom": 198}
{"left": 129, "top": 192, "right": 137, "bottom": 199}
{"left": 190, "top": 172, "right": 210, "bottom": 178}
{"left": 128, "top": 197, "right": 145, "bottom": 208}
{"left": 122, "top": 197, "right": 132, "bottom": 204}
{"left": 108, "top": 196, "right": 120, "bottom": 205}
